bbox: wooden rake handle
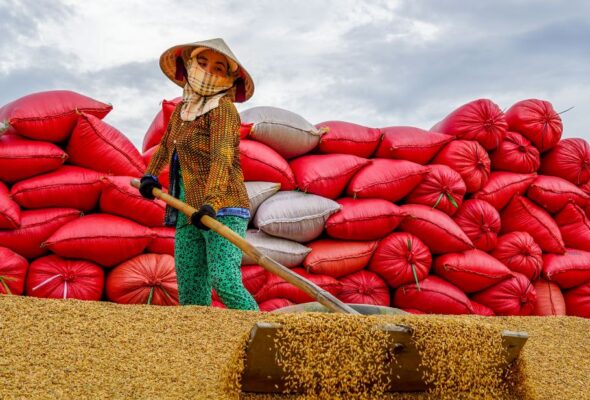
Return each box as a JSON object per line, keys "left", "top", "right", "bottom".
{"left": 130, "top": 178, "right": 360, "bottom": 315}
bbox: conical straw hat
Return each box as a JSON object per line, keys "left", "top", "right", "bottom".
{"left": 159, "top": 38, "right": 254, "bottom": 103}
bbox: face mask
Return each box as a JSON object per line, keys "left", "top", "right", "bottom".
{"left": 185, "top": 57, "right": 234, "bottom": 96}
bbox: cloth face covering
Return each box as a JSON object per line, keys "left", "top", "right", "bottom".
{"left": 180, "top": 57, "right": 235, "bottom": 121}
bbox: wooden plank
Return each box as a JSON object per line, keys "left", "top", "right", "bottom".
{"left": 380, "top": 323, "right": 426, "bottom": 392}
{"left": 241, "top": 322, "right": 287, "bottom": 393}
{"left": 240, "top": 323, "right": 529, "bottom": 393}
{"left": 129, "top": 179, "right": 360, "bottom": 315}
{"left": 501, "top": 330, "right": 529, "bottom": 363}
{"left": 240, "top": 322, "right": 426, "bottom": 393}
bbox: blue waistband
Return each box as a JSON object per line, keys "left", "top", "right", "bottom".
{"left": 217, "top": 207, "right": 251, "bottom": 219}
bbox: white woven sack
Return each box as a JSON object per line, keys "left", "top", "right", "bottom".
{"left": 240, "top": 106, "right": 326, "bottom": 159}
{"left": 245, "top": 181, "right": 281, "bottom": 220}
{"left": 253, "top": 191, "right": 341, "bottom": 243}
{"left": 242, "top": 229, "right": 311, "bottom": 267}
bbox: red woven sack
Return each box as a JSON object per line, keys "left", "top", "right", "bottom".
{"left": 471, "top": 272, "right": 536, "bottom": 316}
{"left": 452, "top": 200, "right": 500, "bottom": 252}
{"left": 161, "top": 98, "right": 180, "bottom": 127}
{"left": 142, "top": 146, "right": 170, "bottom": 189}
{"left": 505, "top": 99, "right": 562, "bottom": 153}
{"left": 532, "top": 279, "right": 566, "bottom": 316}
{"left": 434, "top": 249, "right": 512, "bottom": 293}
{"left": 375, "top": 126, "right": 454, "bottom": 164}
{"left": 0, "top": 181, "right": 20, "bottom": 229}
{"left": 540, "top": 138, "right": 590, "bottom": 185}
{"left": 241, "top": 265, "right": 268, "bottom": 296}
{"left": 325, "top": 197, "right": 404, "bottom": 240}
{"left": 146, "top": 227, "right": 175, "bottom": 256}
{"left": 304, "top": 239, "right": 378, "bottom": 278}
{"left": 0, "top": 247, "right": 27, "bottom": 295}
{"left": 489, "top": 131, "right": 540, "bottom": 173}
{"left": 543, "top": 249, "right": 590, "bottom": 289}
{"left": 405, "top": 164, "right": 465, "bottom": 216}
{"left": 369, "top": 232, "right": 431, "bottom": 288}
{"left": 106, "top": 254, "right": 178, "bottom": 306}
{"left": 0, "top": 135, "right": 67, "bottom": 183}
{"left": 316, "top": 121, "right": 381, "bottom": 157}
{"left": 337, "top": 270, "right": 390, "bottom": 306}
{"left": 0, "top": 90, "right": 111, "bottom": 142}
{"left": 211, "top": 289, "right": 222, "bottom": 304}
{"left": 555, "top": 203, "right": 590, "bottom": 252}
{"left": 99, "top": 176, "right": 166, "bottom": 227}
{"left": 240, "top": 122, "right": 254, "bottom": 139}
{"left": 346, "top": 159, "right": 428, "bottom": 202}
{"left": 0, "top": 208, "right": 81, "bottom": 259}
{"left": 142, "top": 107, "right": 165, "bottom": 153}
{"left": 255, "top": 268, "right": 342, "bottom": 304}
{"left": 563, "top": 281, "right": 590, "bottom": 318}
{"left": 290, "top": 154, "right": 371, "bottom": 199}
{"left": 239, "top": 140, "right": 296, "bottom": 190}
{"left": 473, "top": 172, "right": 536, "bottom": 211}
{"left": 527, "top": 175, "right": 590, "bottom": 213}
{"left": 500, "top": 196, "right": 565, "bottom": 254}
{"left": 431, "top": 99, "right": 507, "bottom": 150}
{"left": 211, "top": 299, "right": 226, "bottom": 309}
{"left": 491, "top": 232, "right": 542, "bottom": 281}
{"left": 432, "top": 140, "right": 490, "bottom": 193}
{"left": 25, "top": 255, "right": 104, "bottom": 301}
{"left": 11, "top": 166, "right": 103, "bottom": 211}
{"left": 393, "top": 276, "right": 473, "bottom": 315}
{"left": 399, "top": 204, "right": 474, "bottom": 254}
{"left": 142, "top": 98, "right": 181, "bottom": 152}
{"left": 584, "top": 193, "right": 590, "bottom": 218}
{"left": 66, "top": 113, "right": 145, "bottom": 177}
{"left": 259, "top": 298, "right": 294, "bottom": 312}
{"left": 0, "top": 124, "right": 18, "bottom": 136}
{"left": 44, "top": 214, "right": 155, "bottom": 267}
{"left": 470, "top": 300, "right": 495, "bottom": 316}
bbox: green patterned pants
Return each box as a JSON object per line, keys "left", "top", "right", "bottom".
{"left": 174, "top": 177, "right": 259, "bottom": 311}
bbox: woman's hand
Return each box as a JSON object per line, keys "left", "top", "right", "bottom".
{"left": 139, "top": 175, "right": 162, "bottom": 199}
{"left": 191, "top": 205, "right": 216, "bottom": 230}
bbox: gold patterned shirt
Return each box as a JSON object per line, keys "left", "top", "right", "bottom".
{"left": 146, "top": 96, "right": 250, "bottom": 215}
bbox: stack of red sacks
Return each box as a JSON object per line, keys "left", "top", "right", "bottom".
{"left": 142, "top": 98, "right": 589, "bottom": 317}
{"left": 2, "top": 90, "right": 589, "bottom": 318}
{"left": 258, "top": 100, "right": 590, "bottom": 316}
{"left": 0, "top": 91, "right": 179, "bottom": 306}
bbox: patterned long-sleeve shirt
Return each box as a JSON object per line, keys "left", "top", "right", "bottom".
{"left": 146, "top": 96, "right": 250, "bottom": 219}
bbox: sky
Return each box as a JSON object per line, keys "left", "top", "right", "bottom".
{"left": 1, "top": 0, "right": 589, "bottom": 151}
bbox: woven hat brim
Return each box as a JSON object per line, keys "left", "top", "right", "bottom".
{"left": 159, "top": 41, "right": 254, "bottom": 103}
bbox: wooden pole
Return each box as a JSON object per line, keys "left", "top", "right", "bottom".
{"left": 130, "top": 179, "right": 360, "bottom": 315}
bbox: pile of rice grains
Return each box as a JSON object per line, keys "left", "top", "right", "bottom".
{"left": 1, "top": 295, "right": 589, "bottom": 399}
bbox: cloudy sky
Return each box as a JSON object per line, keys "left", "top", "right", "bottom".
{"left": 1, "top": 0, "right": 588, "bottom": 150}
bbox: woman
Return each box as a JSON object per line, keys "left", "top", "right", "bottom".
{"left": 139, "top": 38, "right": 258, "bottom": 310}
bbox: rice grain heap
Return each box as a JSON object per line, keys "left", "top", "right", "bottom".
{"left": 1, "top": 295, "right": 590, "bottom": 399}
